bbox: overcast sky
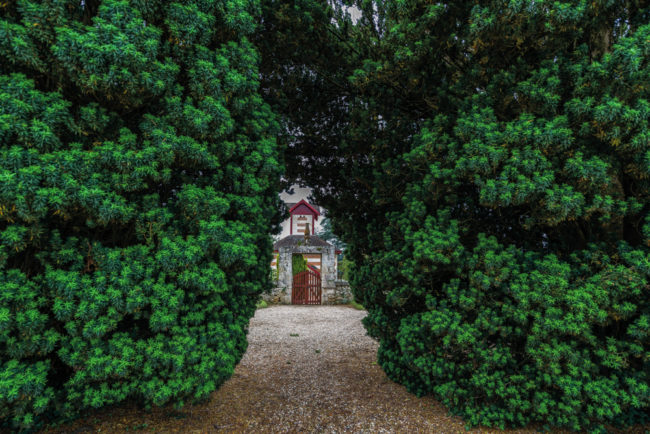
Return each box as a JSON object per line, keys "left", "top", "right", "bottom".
{"left": 348, "top": 6, "right": 361, "bottom": 23}
{"left": 279, "top": 185, "right": 313, "bottom": 204}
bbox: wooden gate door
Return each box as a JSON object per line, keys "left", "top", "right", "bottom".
{"left": 292, "top": 269, "right": 321, "bottom": 305}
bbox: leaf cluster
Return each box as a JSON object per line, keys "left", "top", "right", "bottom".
{"left": 1, "top": 0, "right": 282, "bottom": 430}
{"left": 262, "top": 0, "right": 650, "bottom": 430}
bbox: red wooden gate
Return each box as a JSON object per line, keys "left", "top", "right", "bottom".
{"left": 292, "top": 269, "right": 321, "bottom": 305}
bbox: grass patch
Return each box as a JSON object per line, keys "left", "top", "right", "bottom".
{"left": 350, "top": 301, "right": 364, "bottom": 310}
{"left": 256, "top": 299, "right": 268, "bottom": 309}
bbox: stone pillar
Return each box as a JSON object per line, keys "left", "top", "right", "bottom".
{"left": 277, "top": 246, "right": 293, "bottom": 304}
{"left": 319, "top": 245, "right": 336, "bottom": 304}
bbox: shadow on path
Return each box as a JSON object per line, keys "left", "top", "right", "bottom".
{"left": 48, "top": 306, "right": 575, "bottom": 433}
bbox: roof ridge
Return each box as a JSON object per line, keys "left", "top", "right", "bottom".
{"left": 289, "top": 199, "right": 321, "bottom": 216}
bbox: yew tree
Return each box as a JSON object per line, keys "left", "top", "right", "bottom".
{"left": 1, "top": 0, "right": 282, "bottom": 430}
{"left": 263, "top": 0, "right": 650, "bottom": 430}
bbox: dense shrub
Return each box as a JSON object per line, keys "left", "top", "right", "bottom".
{"left": 263, "top": 1, "right": 650, "bottom": 431}
{"left": 1, "top": 0, "right": 281, "bottom": 430}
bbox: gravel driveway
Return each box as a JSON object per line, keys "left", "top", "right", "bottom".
{"left": 205, "top": 305, "right": 472, "bottom": 433}
{"left": 50, "top": 306, "right": 596, "bottom": 433}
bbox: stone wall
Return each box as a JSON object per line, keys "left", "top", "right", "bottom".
{"left": 261, "top": 285, "right": 288, "bottom": 304}
{"left": 262, "top": 240, "right": 351, "bottom": 305}
{"left": 262, "top": 281, "right": 352, "bottom": 305}
{"left": 327, "top": 280, "right": 353, "bottom": 304}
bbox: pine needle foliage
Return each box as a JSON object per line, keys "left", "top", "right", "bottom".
{"left": 1, "top": 0, "right": 282, "bottom": 430}
{"left": 261, "top": 0, "right": 650, "bottom": 431}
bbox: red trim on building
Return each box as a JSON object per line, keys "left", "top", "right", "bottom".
{"left": 289, "top": 199, "right": 320, "bottom": 219}
{"left": 291, "top": 203, "right": 319, "bottom": 218}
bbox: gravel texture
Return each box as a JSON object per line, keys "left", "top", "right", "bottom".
{"left": 46, "top": 306, "right": 646, "bottom": 433}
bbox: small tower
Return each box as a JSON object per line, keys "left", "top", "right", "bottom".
{"left": 289, "top": 199, "right": 320, "bottom": 235}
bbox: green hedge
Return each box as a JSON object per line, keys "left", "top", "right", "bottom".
{"left": 0, "top": 0, "right": 281, "bottom": 430}
{"left": 356, "top": 4, "right": 650, "bottom": 430}
{"left": 261, "top": 1, "right": 650, "bottom": 431}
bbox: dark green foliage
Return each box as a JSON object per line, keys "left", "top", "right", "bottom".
{"left": 1, "top": 0, "right": 282, "bottom": 430}
{"left": 317, "top": 217, "right": 346, "bottom": 252}
{"left": 262, "top": 0, "right": 650, "bottom": 431}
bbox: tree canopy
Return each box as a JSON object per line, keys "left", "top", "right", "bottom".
{"left": 317, "top": 217, "right": 346, "bottom": 252}
{"left": 260, "top": 0, "right": 650, "bottom": 430}
{"left": 1, "top": 0, "right": 649, "bottom": 431}
{"left": 1, "top": 0, "right": 282, "bottom": 430}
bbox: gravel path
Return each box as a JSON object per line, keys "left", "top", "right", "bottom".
{"left": 190, "top": 305, "right": 478, "bottom": 433}
{"left": 52, "top": 305, "right": 635, "bottom": 433}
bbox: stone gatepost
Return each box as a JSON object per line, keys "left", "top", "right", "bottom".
{"left": 276, "top": 246, "right": 293, "bottom": 304}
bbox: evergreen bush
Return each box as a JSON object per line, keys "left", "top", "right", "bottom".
{"left": 1, "top": 0, "right": 281, "bottom": 430}
{"left": 262, "top": 1, "right": 650, "bottom": 430}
